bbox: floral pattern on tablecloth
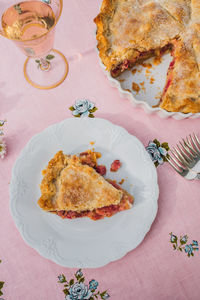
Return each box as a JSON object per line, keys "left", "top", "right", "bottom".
{"left": 146, "top": 139, "right": 169, "bottom": 167}
{"left": 170, "top": 233, "right": 199, "bottom": 257}
{"left": 69, "top": 100, "right": 98, "bottom": 118}
{"left": 58, "top": 269, "right": 110, "bottom": 299}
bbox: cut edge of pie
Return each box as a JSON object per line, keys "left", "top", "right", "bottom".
{"left": 94, "top": 0, "right": 200, "bottom": 114}
{"left": 38, "top": 150, "right": 134, "bottom": 221}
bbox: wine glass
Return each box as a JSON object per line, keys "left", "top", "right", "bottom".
{"left": 0, "top": 0, "right": 68, "bottom": 89}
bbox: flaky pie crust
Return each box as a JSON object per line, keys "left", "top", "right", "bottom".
{"left": 38, "top": 151, "right": 124, "bottom": 212}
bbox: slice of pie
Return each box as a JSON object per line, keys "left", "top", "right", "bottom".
{"left": 94, "top": 0, "right": 200, "bottom": 113}
{"left": 38, "top": 151, "right": 134, "bottom": 220}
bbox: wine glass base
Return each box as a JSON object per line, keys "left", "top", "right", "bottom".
{"left": 23, "top": 49, "right": 68, "bottom": 89}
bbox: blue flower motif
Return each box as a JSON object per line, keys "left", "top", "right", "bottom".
{"left": 58, "top": 274, "right": 66, "bottom": 283}
{"left": 72, "top": 99, "right": 95, "bottom": 117}
{"left": 75, "top": 269, "right": 83, "bottom": 278}
{"left": 192, "top": 240, "right": 198, "bottom": 247}
{"left": 180, "top": 235, "right": 188, "bottom": 243}
{"left": 184, "top": 244, "right": 194, "bottom": 255}
{"left": 65, "top": 282, "right": 93, "bottom": 300}
{"left": 146, "top": 141, "right": 167, "bottom": 165}
{"left": 170, "top": 233, "right": 177, "bottom": 243}
{"left": 89, "top": 280, "right": 98, "bottom": 291}
{"left": 102, "top": 293, "right": 110, "bottom": 299}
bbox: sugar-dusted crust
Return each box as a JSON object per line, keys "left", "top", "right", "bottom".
{"left": 160, "top": 38, "right": 200, "bottom": 113}
{"left": 38, "top": 151, "right": 123, "bottom": 212}
{"left": 191, "top": 0, "right": 200, "bottom": 22}
{"left": 57, "top": 180, "right": 134, "bottom": 221}
{"left": 94, "top": 0, "right": 183, "bottom": 72}
{"left": 158, "top": 0, "right": 191, "bottom": 25}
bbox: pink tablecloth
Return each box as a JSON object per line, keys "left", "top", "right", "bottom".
{"left": 1, "top": 1, "right": 200, "bottom": 299}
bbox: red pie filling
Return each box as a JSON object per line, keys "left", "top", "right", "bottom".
{"left": 55, "top": 180, "right": 134, "bottom": 221}
{"left": 160, "top": 58, "right": 175, "bottom": 101}
{"left": 110, "top": 160, "right": 121, "bottom": 172}
{"left": 111, "top": 44, "right": 172, "bottom": 78}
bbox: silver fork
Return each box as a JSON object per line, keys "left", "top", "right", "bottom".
{"left": 167, "top": 133, "right": 200, "bottom": 180}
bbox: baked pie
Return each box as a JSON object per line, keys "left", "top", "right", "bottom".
{"left": 94, "top": 0, "right": 200, "bottom": 113}
{"left": 38, "top": 150, "right": 134, "bottom": 220}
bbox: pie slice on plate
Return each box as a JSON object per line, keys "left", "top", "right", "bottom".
{"left": 38, "top": 151, "right": 134, "bottom": 220}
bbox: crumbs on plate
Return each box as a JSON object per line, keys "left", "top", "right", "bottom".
{"left": 132, "top": 82, "right": 140, "bottom": 93}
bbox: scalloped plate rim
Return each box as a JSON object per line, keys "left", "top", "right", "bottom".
{"left": 10, "top": 117, "right": 159, "bottom": 268}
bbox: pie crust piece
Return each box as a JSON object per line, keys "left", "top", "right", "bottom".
{"left": 38, "top": 151, "right": 134, "bottom": 220}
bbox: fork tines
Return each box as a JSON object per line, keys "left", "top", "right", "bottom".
{"left": 168, "top": 133, "right": 200, "bottom": 174}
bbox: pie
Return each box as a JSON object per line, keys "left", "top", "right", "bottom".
{"left": 38, "top": 150, "right": 134, "bottom": 220}
{"left": 94, "top": 0, "right": 200, "bottom": 113}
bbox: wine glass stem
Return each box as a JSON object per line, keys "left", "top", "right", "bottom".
{"left": 40, "top": 58, "right": 51, "bottom": 71}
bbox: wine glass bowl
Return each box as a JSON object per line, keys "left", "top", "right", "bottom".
{"left": 0, "top": 0, "right": 68, "bottom": 89}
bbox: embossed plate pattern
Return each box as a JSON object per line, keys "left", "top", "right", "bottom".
{"left": 10, "top": 118, "right": 159, "bottom": 268}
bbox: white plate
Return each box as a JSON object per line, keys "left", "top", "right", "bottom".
{"left": 10, "top": 118, "right": 159, "bottom": 268}
{"left": 99, "top": 53, "right": 200, "bottom": 120}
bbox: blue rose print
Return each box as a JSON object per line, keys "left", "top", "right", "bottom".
{"left": 180, "top": 235, "right": 188, "bottom": 244}
{"left": 184, "top": 244, "right": 194, "bottom": 256}
{"left": 72, "top": 100, "right": 95, "bottom": 117}
{"left": 192, "top": 240, "right": 198, "bottom": 247}
{"left": 170, "top": 233, "right": 177, "bottom": 243}
{"left": 89, "top": 280, "right": 98, "bottom": 291}
{"left": 65, "top": 282, "right": 93, "bottom": 300}
{"left": 146, "top": 141, "right": 167, "bottom": 165}
{"left": 75, "top": 269, "right": 83, "bottom": 278}
{"left": 58, "top": 274, "right": 66, "bottom": 283}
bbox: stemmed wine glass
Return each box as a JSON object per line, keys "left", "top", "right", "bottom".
{"left": 0, "top": 0, "right": 68, "bottom": 89}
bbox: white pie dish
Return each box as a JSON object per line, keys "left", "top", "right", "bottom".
{"left": 98, "top": 52, "right": 200, "bottom": 120}
{"left": 10, "top": 118, "right": 159, "bottom": 268}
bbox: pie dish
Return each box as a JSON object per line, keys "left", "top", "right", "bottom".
{"left": 94, "top": 0, "right": 200, "bottom": 113}
{"left": 38, "top": 150, "right": 134, "bottom": 220}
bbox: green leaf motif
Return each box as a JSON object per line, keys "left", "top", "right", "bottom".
{"left": 69, "top": 279, "right": 74, "bottom": 286}
{"left": 89, "top": 107, "right": 98, "bottom": 113}
{"left": 161, "top": 142, "right": 170, "bottom": 151}
{"left": 63, "top": 288, "right": 69, "bottom": 295}
{"left": 69, "top": 106, "right": 75, "bottom": 111}
{"left": 0, "top": 282, "right": 4, "bottom": 289}
{"left": 89, "top": 114, "right": 95, "bottom": 118}
{"left": 0, "top": 290, "right": 3, "bottom": 296}
{"left": 74, "top": 114, "right": 81, "bottom": 118}
{"left": 14, "top": 4, "right": 22, "bottom": 14}
{"left": 79, "top": 277, "right": 85, "bottom": 283}
{"left": 46, "top": 55, "right": 55, "bottom": 60}
{"left": 153, "top": 139, "right": 160, "bottom": 148}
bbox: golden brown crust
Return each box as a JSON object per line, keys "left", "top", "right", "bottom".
{"left": 160, "top": 38, "right": 200, "bottom": 113}
{"left": 158, "top": 0, "right": 191, "bottom": 25}
{"left": 94, "top": 0, "right": 183, "bottom": 72}
{"left": 38, "top": 151, "right": 123, "bottom": 212}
